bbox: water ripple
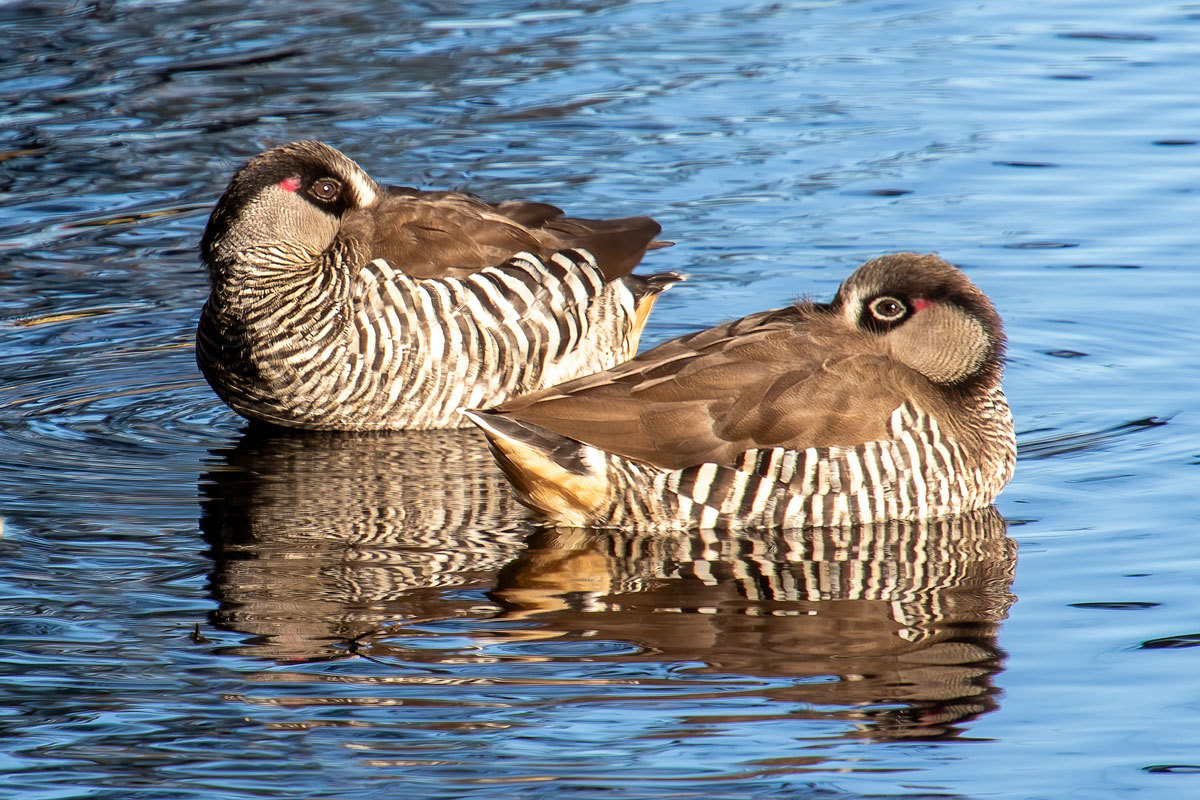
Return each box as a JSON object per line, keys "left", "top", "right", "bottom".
{"left": 2, "top": 1, "right": 1199, "bottom": 798}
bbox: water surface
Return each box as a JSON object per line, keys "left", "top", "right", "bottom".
{"left": 2, "top": 1, "right": 1199, "bottom": 798}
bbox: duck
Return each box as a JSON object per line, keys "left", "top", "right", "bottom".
{"left": 464, "top": 253, "right": 1016, "bottom": 528}
{"left": 197, "top": 140, "right": 680, "bottom": 431}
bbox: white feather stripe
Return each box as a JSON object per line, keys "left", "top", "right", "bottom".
{"left": 762, "top": 447, "right": 783, "bottom": 479}
{"left": 913, "top": 413, "right": 946, "bottom": 509}
{"left": 857, "top": 446, "right": 882, "bottom": 521}
{"left": 367, "top": 257, "right": 397, "bottom": 282}
{"left": 490, "top": 260, "right": 541, "bottom": 311}
{"left": 499, "top": 318, "right": 532, "bottom": 382}
{"left": 552, "top": 253, "right": 596, "bottom": 308}
{"left": 285, "top": 337, "right": 332, "bottom": 366}
{"left": 719, "top": 469, "right": 752, "bottom": 516}
{"left": 932, "top": 438, "right": 957, "bottom": 492}
{"left": 331, "top": 356, "right": 362, "bottom": 407}
{"left": 873, "top": 441, "right": 901, "bottom": 519}
{"left": 426, "top": 281, "right": 463, "bottom": 398}
{"left": 424, "top": 277, "right": 456, "bottom": 316}
{"left": 364, "top": 297, "right": 394, "bottom": 390}
{"left": 809, "top": 492, "right": 824, "bottom": 526}
{"left": 530, "top": 268, "right": 570, "bottom": 324}
{"left": 549, "top": 250, "right": 597, "bottom": 296}
{"left": 894, "top": 457, "right": 915, "bottom": 520}
{"left": 538, "top": 301, "right": 564, "bottom": 366}
{"left": 346, "top": 169, "right": 378, "bottom": 208}
{"left": 747, "top": 468, "right": 777, "bottom": 520}
{"left": 897, "top": 432, "right": 924, "bottom": 518}
{"left": 673, "top": 495, "right": 696, "bottom": 525}
{"left": 456, "top": 282, "right": 504, "bottom": 379}
{"left": 799, "top": 447, "right": 818, "bottom": 495}
{"left": 831, "top": 491, "right": 852, "bottom": 527}
{"left": 432, "top": 286, "right": 472, "bottom": 415}
{"left": 382, "top": 301, "right": 404, "bottom": 365}
{"left": 777, "top": 449, "right": 797, "bottom": 484}
{"left": 853, "top": 488, "right": 872, "bottom": 523}
{"left": 377, "top": 269, "right": 410, "bottom": 312}
{"left": 467, "top": 270, "right": 523, "bottom": 321}
{"left": 414, "top": 284, "right": 446, "bottom": 361}
{"left": 690, "top": 463, "right": 719, "bottom": 504}
{"left": 611, "top": 279, "right": 638, "bottom": 327}
{"left": 557, "top": 250, "right": 604, "bottom": 294}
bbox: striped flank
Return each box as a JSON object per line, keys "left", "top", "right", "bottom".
{"left": 589, "top": 395, "right": 1015, "bottom": 530}
{"left": 197, "top": 247, "right": 654, "bottom": 430}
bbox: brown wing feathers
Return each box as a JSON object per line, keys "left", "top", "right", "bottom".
{"left": 364, "top": 189, "right": 665, "bottom": 282}
{"left": 491, "top": 302, "right": 935, "bottom": 471}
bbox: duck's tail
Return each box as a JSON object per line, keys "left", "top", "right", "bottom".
{"left": 462, "top": 409, "right": 611, "bottom": 526}
{"left": 624, "top": 270, "right": 686, "bottom": 353}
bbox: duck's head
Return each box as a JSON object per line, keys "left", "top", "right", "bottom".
{"left": 832, "top": 252, "right": 1006, "bottom": 388}
{"left": 200, "top": 140, "right": 380, "bottom": 273}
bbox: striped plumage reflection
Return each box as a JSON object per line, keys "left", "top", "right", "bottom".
{"left": 202, "top": 424, "right": 1015, "bottom": 739}
{"left": 492, "top": 509, "right": 1015, "bottom": 740}
{"left": 467, "top": 253, "right": 1016, "bottom": 528}
{"left": 197, "top": 141, "right": 680, "bottom": 430}
{"left": 201, "top": 426, "right": 531, "bottom": 661}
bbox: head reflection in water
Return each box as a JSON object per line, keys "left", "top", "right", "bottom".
{"left": 201, "top": 428, "right": 1014, "bottom": 741}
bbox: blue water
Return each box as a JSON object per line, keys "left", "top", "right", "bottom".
{"left": 2, "top": 0, "right": 1199, "bottom": 797}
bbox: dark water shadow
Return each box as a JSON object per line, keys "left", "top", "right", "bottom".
{"left": 1017, "top": 416, "right": 1169, "bottom": 460}
{"left": 201, "top": 428, "right": 1015, "bottom": 741}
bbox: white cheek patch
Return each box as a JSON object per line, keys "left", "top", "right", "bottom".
{"left": 841, "top": 288, "right": 863, "bottom": 327}
{"left": 346, "top": 168, "right": 378, "bottom": 207}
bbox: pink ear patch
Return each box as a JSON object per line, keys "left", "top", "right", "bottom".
{"left": 277, "top": 177, "right": 300, "bottom": 192}
{"left": 912, "top": 298, "right": 934, "bottom": 311}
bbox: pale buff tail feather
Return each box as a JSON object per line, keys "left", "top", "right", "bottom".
{"left": 462, "top": 409, "right": 611, "bottom": 526}
{"left": 625, "top": 271, "right": 685, "bottom": 352}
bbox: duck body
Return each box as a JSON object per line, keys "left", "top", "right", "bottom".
{"left": 197, "top": 141, "right": 679, "bottom": 431}
{"left": 466, "top": 253, "right": 1016, "bottom": 528}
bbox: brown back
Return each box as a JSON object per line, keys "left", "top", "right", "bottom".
{"left": 496, "top": 304, "right": 952, "bottom": 470}
{"left": 362, "top": 188, "right": 663, "bottom": 281}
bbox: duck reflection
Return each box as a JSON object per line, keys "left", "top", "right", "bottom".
{"left": 202, "top": 431, "right": 1014, "bottom": 738}
{"left": 200, "top": 426, "right": 532, "bottom": 660}
{"left": 488, "top": 509, "right": 1016, "bottom": 740}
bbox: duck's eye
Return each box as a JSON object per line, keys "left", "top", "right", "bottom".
{"left": 868, "top": 296, "right": 907, "bottom": 322}
{"left": 310, "top": 178, "right": 341, "bottom": 201}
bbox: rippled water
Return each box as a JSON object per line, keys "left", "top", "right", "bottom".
{"left": 2, "top": 0, "right": 1199, "bottom": 797}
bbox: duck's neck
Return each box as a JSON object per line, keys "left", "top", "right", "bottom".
{"left": 961, "top": 381, "right": 1016, "bottom": 490}
{"left": 203, "top": 243, "right": 362, "bottom": 362}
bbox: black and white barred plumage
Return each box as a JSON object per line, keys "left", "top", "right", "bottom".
{"left": 198, "top": 141, "right": 678, "bottom": 430}
{"left": 199, "top": 247, "right": 668, "bottom": 430}
{"left": 559, "top": 397, "right": 1015, "bottom": 529}
{"left": 468, "top": 253, "right": 1016, "bottom": 528}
